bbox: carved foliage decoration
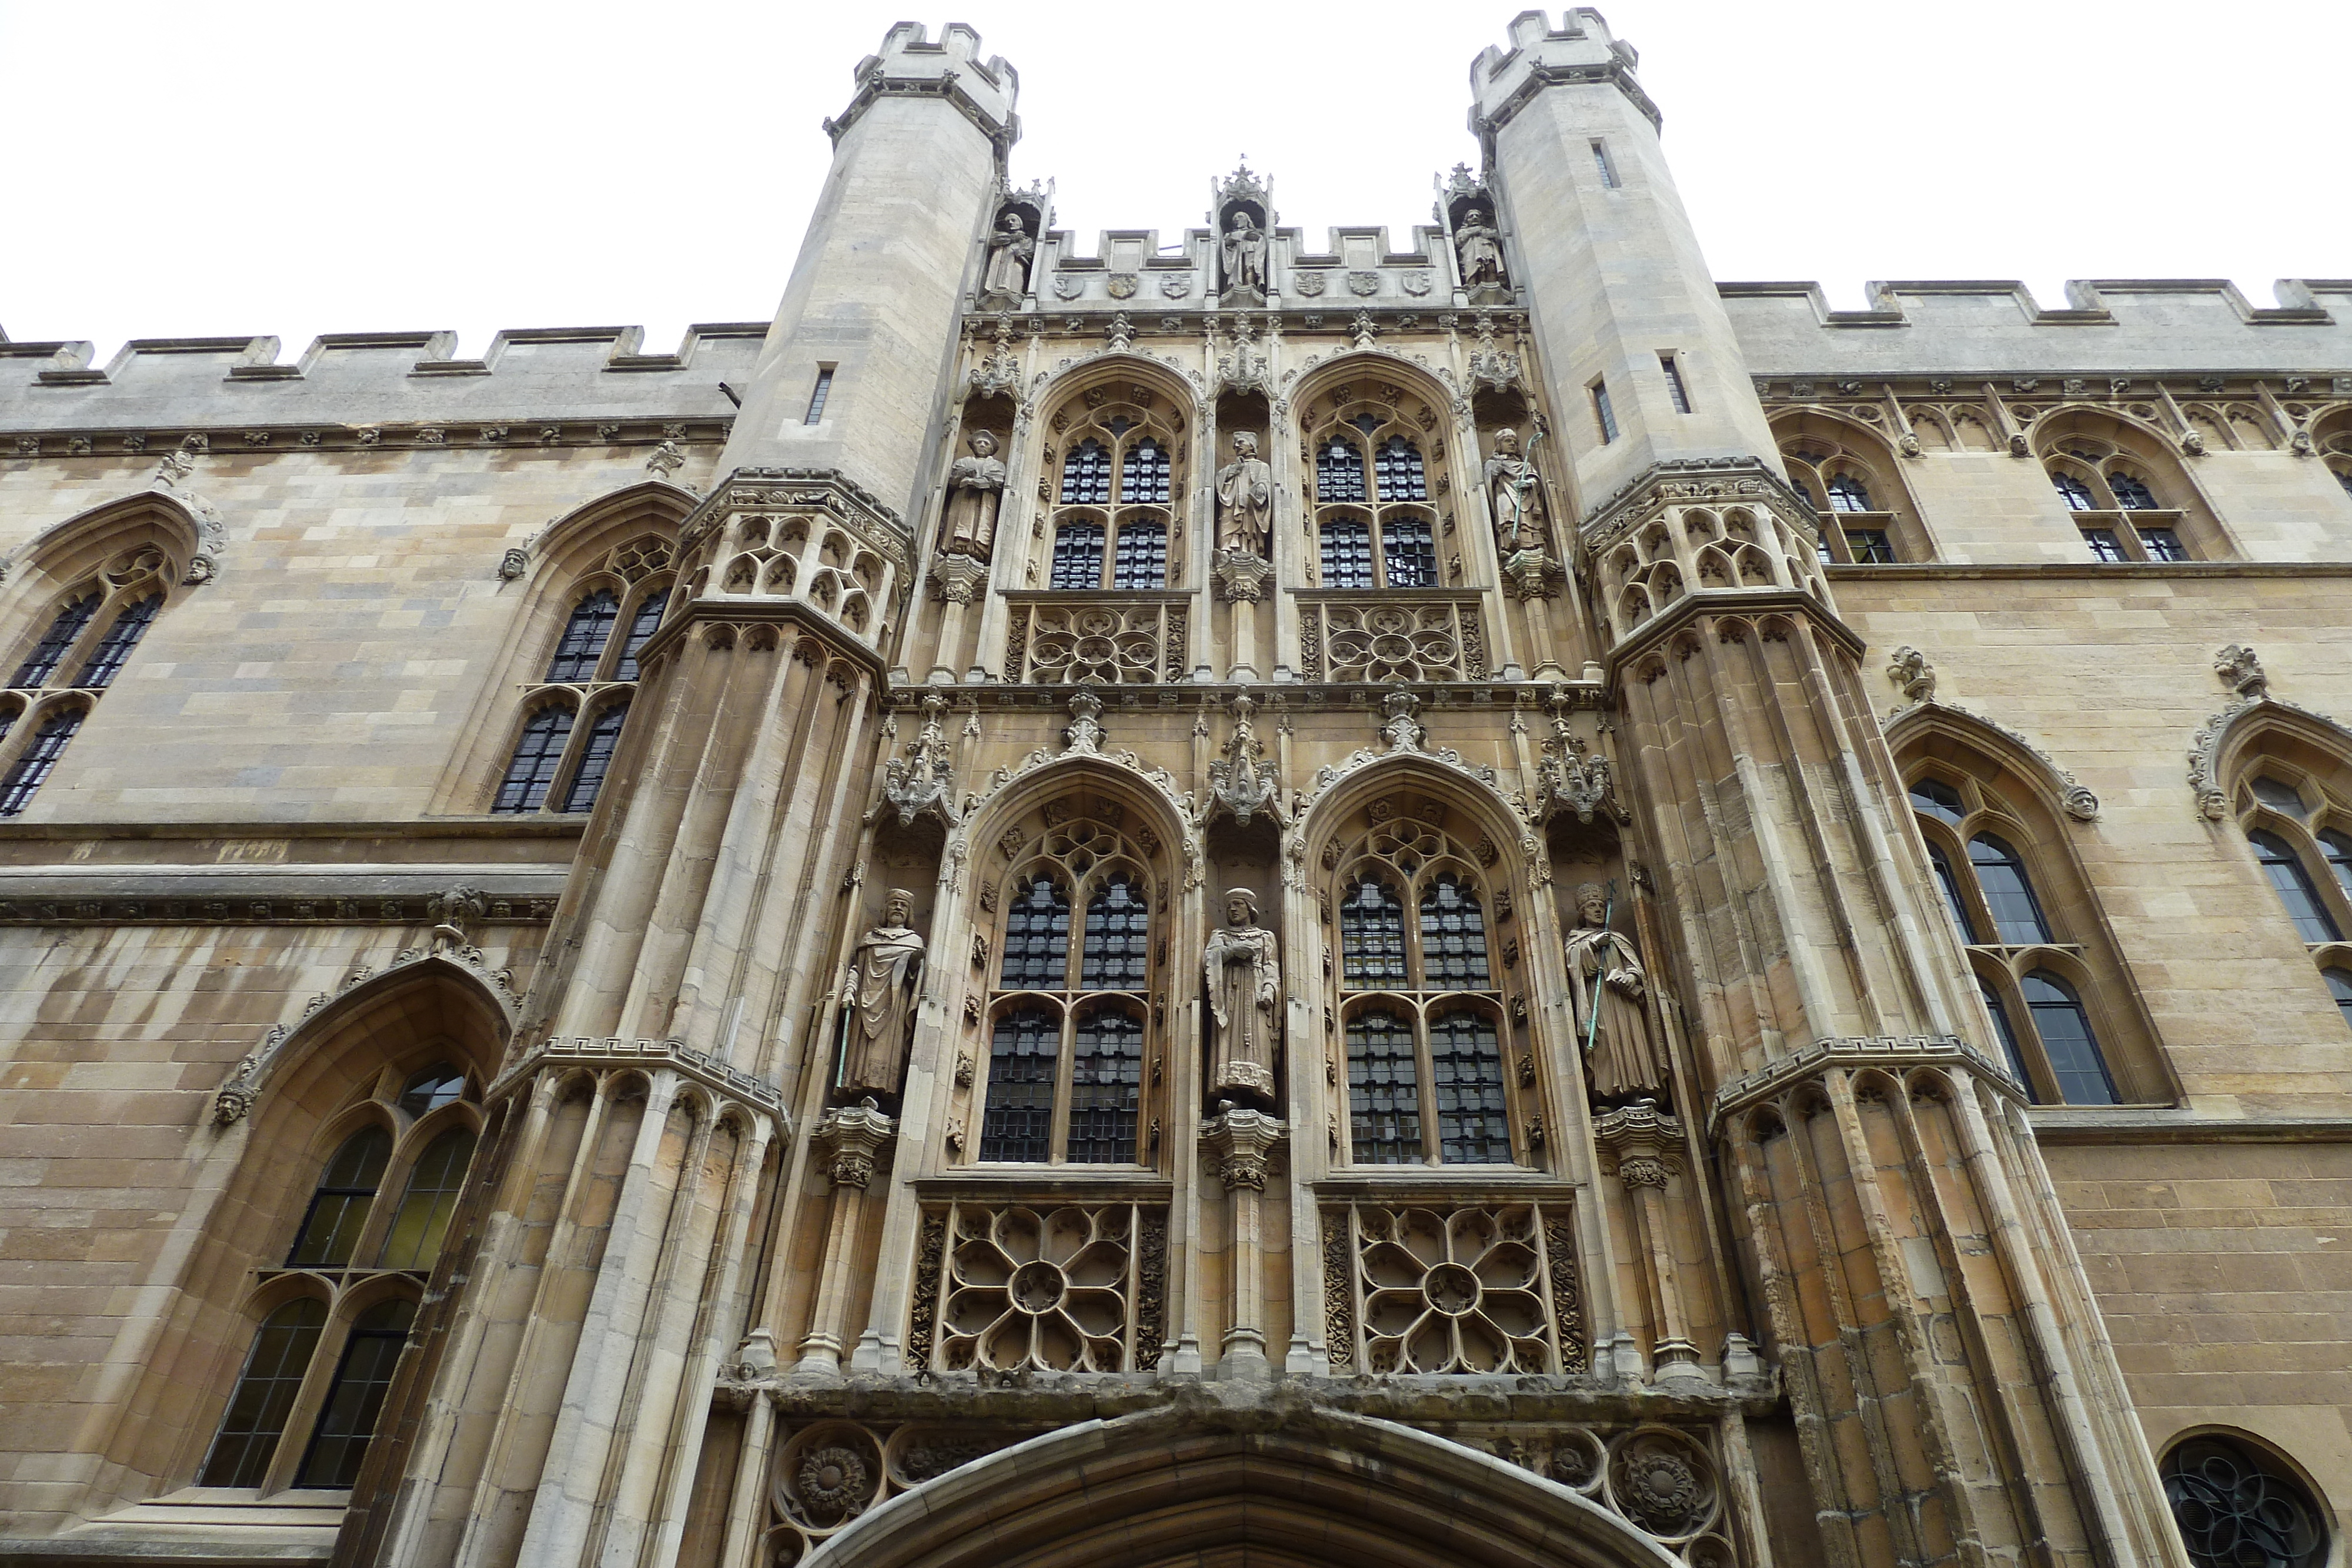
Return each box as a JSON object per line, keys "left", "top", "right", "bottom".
{"left": 1324, "top": 1201, "right": 1580, "bottom": 1375}
{"left": 911, "top": 1201, "right": 1164, "bottom": 1372}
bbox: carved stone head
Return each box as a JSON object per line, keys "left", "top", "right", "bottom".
{"left": 1495, "top": 427, "right": 1521, "bottom": 455}
{"left": 997, "top": 210, "right": 1027, "bottom": 236}
{"left": 883, "top": 887, "right": 915, "bottom": 927}
{"left": 1464, "top": 207, "right": 1488, "bottom": 227}
{"left": 1224, "top": 888, "right": 1259, "bottom": 927}
{"left": 1575, "top": 881, "right": 1608, "bottom": 924}
{"left": 1231, "top": 432, "right": 1258, "bottom": 459}
{"left": 968, "top": 430, "right": 998, "bottom": 458}
{"left": 1228, "top": 212, "right": 1258, "bottom": 234}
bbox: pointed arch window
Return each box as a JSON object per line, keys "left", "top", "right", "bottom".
{"left": 559, "top": 699, "right": 629, "bottom": 814}
{"left": 2021, "top": 971, "right": 2118, "bottom": 1105}
{"left": 1000, "top": 875, "right": 1072, "bottom": 988}
{"left": 612, "top": 589, "right": 668, "bottom": 682}
{"left": 1968, "top": 834, "right": 2052, "bottom": 944}
{"left": 1826, "top": 474, "right": 1873, "bottom": 512}
{"left": 1345, "top": 1009, "right": 1421, "bottom": 1165}
{"left": 1066, "top": 1004, "right": 1144, "bottom": 1163}
{"left": 492, "top": 705, "right": 575, "bottom": 814}
{"left": 1079, "top": 872, "right": 1148, "bottom": 989}
{"left": 2251, "top": 829, "right": 2341, "bottom": 942}
{"left": 293, "top": 1297, "right": 417, "bottom": 1489}
{"left": 1118, "top": 438, "right": 1170, "bottom": 504}
{"left": 288, "top": 1128, "right": 392, "bottom": 1268}
{"left": 2108, "top": 472, "right": 2159, "bottom": 510}
{"left": 0, "top": 707, "right": 85, "bottom": 816}
{"left": 1339, "top": 875, "right": 1408, "bottom": 988}
{"left": 1310, "top": 400, "right": 1452, "bottom": 588}
{"left": 546, "top": 589, "right": 621, "bottom": 681}
{"left": 1050, "top": 523, "right": 1105, "bottom": 590}
{"left": 2053, "top": 473, "right": 2097, "bottom": 511}
{"left": 1319, "top": 518, "right": 1375, "bottom": 590}
{"left": 1374, "top": 436, "right": 1427, "bottom": 502}
{"left": 69, "top": 593, "right": 161, "bottom": 689}
{"left": 1111, "top": 521, "right": 1167, "bottom": 590}
{"left": 198, "top": 1299, "right": 328, "bottom": 1487}
{"left": 1317, "top": 437, "right": 1367, "bottom": 503}
{"left": 1060, "top": 440, "right": 1112, "bottom": 505}
{"left": 1417, "top": 873, "right": 1491, "bottom": 988}
{"left": 0, "top": 542, "right": 181, "bottom": 810}
{"left": 377, "top": 1126, "right": 477, "bottom": 1272}
{"left": 10, "top": 594, "right": 99, "bottom": 688}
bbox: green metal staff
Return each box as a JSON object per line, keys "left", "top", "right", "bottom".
{"left": 1582, "top": 880, "right": 1616, "bottom": 1057}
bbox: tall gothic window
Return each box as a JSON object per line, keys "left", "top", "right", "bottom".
{"left": 975, "top": 811, "right": 1159, "bottom": 1166}
{"left": 1777, "top": 422, "right": 1922, "bottom": 564}
{"left": 1308, "top": 401, "right": 1446, "bottom": 590}
{"left": 2037, "top": 416, "right": 2222, "bottom": 561}
{"left": 2230, "top": 764, "right": 2352, "bottom": 1022}
{"left": 0, "top": 541, "right": 182, "bottom": 815}
{"left": 1037, "top": 394, "right": 1185, "bottom": 594}
{"left": 1332, "top": 804, "right": 1519, "bottom": 1166}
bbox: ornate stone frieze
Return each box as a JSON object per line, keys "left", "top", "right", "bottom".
{"left": 1708, "top": 1034, "right": 2020, "bottom": 1135}
{"left": 1321, "top": 1201, "right": 1583, "bottom": 1375}
{"left": 12, "top": 887, "right": 559, "bottom": 930}
{"left": 1299, "top": 599, "right": 1485, "bottom": 683}
{"left": 486, "top": 1034, "right": 792, "bottom": 1128}
{"left": 1005, "top": 597, "right": 1187, "bottom": 684}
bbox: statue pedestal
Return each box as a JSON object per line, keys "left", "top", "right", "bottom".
{"left": 1200, "top": 1107, "right": 1287, "bottom": 1379}
{"left": 1213, "top": 550, "right": 1272, "bottom": 683}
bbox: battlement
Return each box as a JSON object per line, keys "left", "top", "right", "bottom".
{"left": 1468, "top": 8, "right": 1656, "bottom": 135}
{"left": 830, "top": 21, "right": 1018, "bottom": 150}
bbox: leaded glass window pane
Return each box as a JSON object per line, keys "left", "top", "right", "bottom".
{"left": 613, "top": 590, "right": 667, "bottom": 681}
{"left": 1118, "top": 439, "right": 1170, "bottom": 504}
{"left": 2319, "top": 828, "right": 2352, "bottom": 900}
{"left": 1910, "top": 778, "right": 1965, "bottom": 825}
{"left": 287, "top": 1128, "right": 392, "bottom": 1268}
{"left": 2107, "top": 472, "right": 2158, "bottom": 510}
{"left": 546, "top": 590, "right": 620, "bottom": 681}
{"left": 396, "top": 1064, "right": 466, "bottom": 1119}
{"left": 1000, "top": 876, "right": 1071, "bottom": 988}
{"left": 560, "top": 700, "right": 629, "bottom": 814}
{"left": 2139, "top": 527, "right": 2188, "bottom": 562}
{"left": 1977, "top": 977, "right": 2036, "bottom": 1100}
{"left": 1381, "top": 516, "right": 1436, "bottom": 588}
{"left": 198, "top": 1299, "right": 327, "bottom": 1487}
{"left": 377, "top": 1127, "right": 476, "bottom": 1272}
{"left": 1079, "top": 872, "right": 1148, "bottom": 990}
{"left": 2327, "top": 968, "right": 2352, "bottom": 1035}
{"left": 2021, "top": 971, "right": 2119, "bottom": 1105}
{"left": 1826, "top": 474, "right": 1873, "bottom": 512}
{"left": 1067, "top": 1007, "right": 1143, "bottom": 1164}
{"left": 1431, "top": 1011, "right": 1512, "bottom": 1163}
{"left": 1929, "top": 841, "right": 1978, "bottom": 943}
{"left": 10, "top": 594, "right": 98, "bottom": 688}
{"left": 1338, "top": 876, "right": 1406, "bottom": 989}
{"left": 1111, "top": 521, "right": 1166, "bottom": 590}
{"left": 492, "top": 706, "right": 573, "bottom": 814}
{"left": 1320, "top": 519, "right": 1374, "bottom": 589}
{"left": 2250, "top": 830, "right": 2340, "bottom": 942}
{"left": 1845, "top": 529, "right": 1896, "bottom": 563}
{"left": 1316, "top": 438, "right": 1365, "bottom": 503}
{"left": 1417, "top": 873, "right": 1490, "bottom": 988}
{"left": 1374, "top": 436, "right": 1427, "bottom": 502}
{"left": 295, "top": 1297, "right": 416, "bottom": 1489}
{"left": 1969, "top": 833, "right": 2052, "bottom": 944}
{"left": 978, "top": 1007, "right": 1057, "bottom": 1162}
{"left": 0, "top": 707, "right": 84, "bottom": 815}
{"left": 69, "top": 594, "right": 160, "bottom": 688}
{"left": 1050, "top": 523, "right": 1104, "bottom": 589}
{"left": 1347, "top": 1009, "right": 1421, "bottom": 1164}
{"left": 2053, "top": 474, "right": 2097, "bottom": 512}
{"left": 2082, "top": 528, "right": 2127, "bottom": 562}
{"left": 1060, "top": 440, "right": 1111, "bottom": 504}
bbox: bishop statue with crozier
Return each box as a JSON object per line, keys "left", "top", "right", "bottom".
{"left": 837, "top": 887, "right": 926, "bottom": 1103}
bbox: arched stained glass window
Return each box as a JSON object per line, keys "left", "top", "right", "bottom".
{"left": 1000, "top": 876, "right": 1071, "bottom": 988}
{"left": 9, "top": 594, "right": 99, "bottom": 688}
{"left": 978, "top": 1006, "right": 1058, "bottom": 1162}
{"left": 492, "top": 706, "right": 574, "bottom": 814}
{"left": 1826, "top": 474, "right": 1873, "bottom": 512}
{"left": 1118, "top": 438, "right": 1171, "bottom": 505}
{"left": 376, "top": 1127, "right": 476, "bottom": 1272}
{"left": 1079, "top": 872, "right": 1148, "bottom": 989}
{"left": 1346, "top": 1009, "right": 1421, "bottom": 1165}
{"left": 1929, "top": 841, "right": 1978, "bottom": 942}
{"left": 1339, "top": 876, "right": 1407, "bottom": 989}
{"left": 1969, "top": 834, "right": 2052, "bottom": 944}
{"left": 2321, "top": 829, "right": 2352, "bottom": 900}
{"left": 68, "top": 594, "right": 160, "bottom": 688}
{"left": 2052, "top": 473, "right": 2098, "bottom": 512}
{"left": 1050, "top": 523, "right": 1105, "bottom": 590}
{"left": 0, "top": 707, "right": 85, "bottom": 815}
{"left": 1977, "top": 976, "right": 2034, "bottom": 1098}
{"left": 1111, "top": 521, "right": 1166, "bottom": 590}
{"left": 1430, "top": 1011, "right": 1510, "bottom": 1162}
{"left": 287, "top": 1128, "right": 392, "bottom": 1268}
{"left": 2021, "top": 971, "right": 2118, "bottom": 1105}
{"left": 1374, "top": 436, "right": 1427, "bottom": 502}
{"left": 1381, "top": 516, "right": 1437, "bottom": 588}
{"left": 546, "top": 589, "right": 620, "bottom": 681}
{"left": 2327, "top": 969, "right": 2352, "bottom": 1034}
{"left": 1319, "top": 519, "right": 1374, "bottom": 590}
{"left": 1059, "top": 440, "right": 1112, "bottom": 505}
{"left": 1317, "top": 437, "right": 1366, "bottom": 503}
{"left": 396, "top": 1064, "right": 466, "bottom": 1119}
{"left": 293, "top": 1296, "right": 417, "bottom": 1489}
{"left": 197, "top": 1299, "right": 327, "bottom": 1487}
{"left": 2250, "top": 830, "right": 2341, "bottom": 942}
{"left": 1066, "top": 1006, "right": 1144, "bottom": 1164}
{"left": 560, "top": 700, "right": 629, "bottom": 814}
{"left": 1417, "top": 874, "right": 1490, "bottom": 988}
{"left": 612, "top": 590, "right": 668, "bottom": 682}
{"left": 2107, "top": 472, "right": 2158, "bottom": 510}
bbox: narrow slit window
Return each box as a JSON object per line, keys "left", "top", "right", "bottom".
{"left": 560, "top": 700, "right": 629, "bottom": 814}
{"left": 1591, "top": 380, "right": 1619, "bottom": 443}
{"left": 2327, "top": 968, "right": 2352, "bottom": 1034}
{"left": 2318, "top": 828, "right": 2352, "bottom": 900}
{"left": 1431, "top": 1011, "right": 1511, "bottom": 1162}
{"left": 1347, "top": 1009, "right": 1421, "bottom": 1165}
{"left": 1977, "top": 976, "right": 2036, "bottom": 1099}
{"left": 1968, "top": 834, "right": 2053, "bottom": 945}
{"left": 293, "top": 1296, "right": 416, "bottom": 1489}
{"left": 803, "top": 366, "right": 834, "bottom": 424}
{"left": 10, "top": 594, "right": 99, "bottom": 688}
{"left": 978, "top": 1006, "right": 1058, "bottom": 1162}
{"left": 1927, "top": 841, "right": 1978, "bottom": 942}
{"left": 198, "top": 1299, "right": 328, "bottom": 1488}
{"left": 493, "top": 706, "right": 574, "bottom": 814}
{"left": 1066, "top": 1005, "right": 1144, "bottom": 1164}
{"left": 1591, "top": 139, "right": 1620, "bottom": 188}
{"left": 0, "top": 707, "right": 85, "bottom": 815}
{"left": 1659, "top": 354, "right": 1691, "bottom": 413}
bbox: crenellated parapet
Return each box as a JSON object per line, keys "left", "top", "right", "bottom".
{"left": 826, "top": 22, "right": 1020, "bottom": 157}
{"left": 1468, "top": 9, "right": 1659, "bottom": 141}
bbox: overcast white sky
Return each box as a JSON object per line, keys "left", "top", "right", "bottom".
{"left": 3, "top": 1, "right": 2344, "bottom": 363}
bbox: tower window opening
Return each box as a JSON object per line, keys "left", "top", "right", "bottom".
{"left": 1591, "top": 380, "right": 1619, "bottom": 444}
{"left": 1591, "top": 139, "right": 1619, "bottom": 188}
{"left": 1659, "top": 354, "right": 1691, "bottom": 413}
{"left": 803, "top": 366, "right": 835, "bottom": 424}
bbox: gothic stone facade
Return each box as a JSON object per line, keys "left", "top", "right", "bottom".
{"left": 3, "top": 14, "right": 2350, "bottom": 1568}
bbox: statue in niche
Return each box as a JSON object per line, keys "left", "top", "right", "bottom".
{"left": 836, "top": 887, "right": 926, "bottom": 1101}
{"left": 981, "top": 210, "right": 1035, "bottom": 302}
{"left": 1221, "top": 211, "right": 1268, "bottom": 299}
{"left": 941, "top": 430, "right": 1007, "bottom": 560}
{"left": 1455, "top": 207, "right": 1506, "bottom": 291}
{"left": 1563, "top": 881, "right": 1666, "bottom": 1102}
{"left": 1203, "top": 888, "right": 1280, "bottom": 1102}
{"left": 1214, "top": 431, "right": 1273, "bottom": 557}
{"left": 1482, "top": 427, "right": 1548, "bottom": 554}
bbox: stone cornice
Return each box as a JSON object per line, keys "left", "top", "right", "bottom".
{"left": 1709, "top": 1034, "right": 2025, "bottom": 1138}
{"left": 1604, "top": 587, "right": 1867, "bottom": 674}
{"left": 1, "top": 418, "right": 729, "bottom": 458}
{"left": 489, "top": 1035, "right": 791, "bottom": 1129}
{"left": 1576, "top": 455, "right": 1818, "bottom": 550}
{"left": 1472, "top": 57, "right": 1663, "bottom": 141}
{"left": 881, "top": 680, "right": 1612, "bottom": 715}
{"left": 823, "top": 75, "right": 1020, "bottom": 159}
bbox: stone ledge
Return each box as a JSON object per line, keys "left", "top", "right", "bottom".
{"left": 2027, "top": 1109, "right": 2352, "bottom": 1145}
{"left": 1828, "top": 561, "right": 2352, "bottom": 581}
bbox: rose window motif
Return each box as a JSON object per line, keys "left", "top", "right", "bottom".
{"left": 796, "top": 1447, "right": 868, "bottom": 1521}
{"left": 941, "top": 1205, "right": 1134, "bottom": 1372}
{"left": 2163, "top": 1436, "right": 2325, "bottom": 1568}
{"left": 1605, "top": 1428, "right": 1719, "bottom": 1542}
{"left": 1324, "top": 603, "right": 1465, "bottom": 683}
{"left": 1355, "top": 1205, "right": 1549, "bottom": 1373}
{"left": 1025, "top": 604, "right": 1169, "bottom": 684}
{"left": 773, "top": 1423, "right": 884, "bottom": 1533}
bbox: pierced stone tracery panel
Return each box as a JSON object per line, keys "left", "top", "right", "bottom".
{"left": 763, "top": 1419, "right": 1041, "bottom": 1565}
{"left": 1322, "top": 1201, "right": 1581, "bottom": 1374}
{"left": 908, "top": 1200, "right": 1165, "bottom": 1372}
{"left": 1300, "top": 599, "right": 1485, "bottom": 683}
{"left": 1005, "top": 599, "right": 1187, "bottom": 684}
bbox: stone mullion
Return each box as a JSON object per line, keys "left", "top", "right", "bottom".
{"left": 711, "top": 1390, "right": 774, "bottom": 1568}
{"left": 1281, "top": 825, "right": 1325, "bottom": 1375}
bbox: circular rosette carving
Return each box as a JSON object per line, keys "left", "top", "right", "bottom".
{"left": 1545, "top": 1429, "right": 1605, "bottom": 1495}
{"left": 1605, "top": 1426, "right": 1719, "bottom": 1542}
{"left": 773, "top": 1422, "right": 884, "bottom": 1532}
{"left": 940, "top": 1205, "right": 1132, "bottom": 1371}
{"left": 1324, "top": 604, "right": 1464, "bottom": 683}
{"left": 1355, "top": 1205, "right": 1549, "bottom": 1373}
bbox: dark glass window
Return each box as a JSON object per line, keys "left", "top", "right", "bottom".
{"left": 1111, "top": 521, "right": 1167, "bottom": 590}
{"left": 1381, "top": 516, "right": 1437, "bottom": 588}
{"left": 492, "top": 706, "right": 574, "bottom": 814}
{"left": 1317, "top": 437, "right": 1366, "bottom": 503}
{"left": 287, "top": 1128, "right": 392, "bottom": 1268}
{"left": 1592, "top": 381, "right": 1618, "bottom": 442}
{"left": 2161, "top": 1434, "right": 2326, "bottom": 1568}
{"left": 1338, "top": 876, "right": 1408, "bottom": 989}
{"left": 1417, "top": 874, "right": 1490, "bottom": 988}
{"left": 69, "top": 594, "right": 160, "bottom": 688}
{"left": 1659, "top": 355, "right": 1690, "bottom": 413}
{"left": 2250, "top": 830, "right": 2341, "bottom": 942}
{"left": 2327, "top": 968, "right": 2352, "bottom": 1034}
{"left": 0, "top": 707, "right": 85, "bottom": 815}
{"left": 1049, "top": 523, "right": 1105, "bottom": 590}
{"left": 2251, "top": 776, "right": 2307, "bottom": 815}
{"left": 198, "top": 1299, "right": 328, "bottom": 1487}
{"left": 11, "top": 594, "right": 99, "bottom": 688}
{"left": 1790, "top": 477, "right": 1819, "bottom": 510}
{"left": 803, "top": 367, "right": 833, "bottom": 424}
{"left": 1347, "top": 1009, "right": 1421, "bottom": 1164}
{"left": 999, "top": 875, "right": 1071, "bottom": 988}
{"left": 2053, "top": 473, "right": 2098, "bottom": 511}
{"left": 2021, "top": 971, "right": 2118, "bottom": 1105}
{"left": 294, "top": 1296, "right": 416, "bottom": 1489}
{"left": 1845, "top": 529, "right": 1896, "bottom": 563}
{"left": 1060, "top": 440, "right": 1112, "bottom": 505}
{"left": 1118, "top": 439, "right": 1170, "bottom": 505}
{"left": 377, "top": 1127, "right": 476, "bottom": 1272}
{"left": 1929, "top": 841, "right": 1979, "bottom": 942}
{"left": 978, "top": 1006, "right": 1058, "bottom": 1162}
{"left": 2319, "top": 828, "right": 2352, "bottom": 900}
{"left": 1374, "top": 437, "right": 1427, "bottom": 502}
{"left": 395, "top": 1064, "right": 465, "bottom": 1119}
{"left": 612, "top": 590, "right": 667, "bottom": 682}
{"left": 1815, "top": 537, "right": 1835, "bottom": 566}
{"left": 546, "top": 590, "right": 620, "bottom": 681}
{"left": 2082, "top": 528, "right": 2127, "bottom": 563}
{"left": 1319, "top": 519, "right": 1374, "bottom": 589}
{"left": 1968, "top": 834, "right": 2052, "bottom": 944}
{"left": 1910, "top": 778, "right": 1966, "bottom": 826}
{"left": 2139, "top": 527, "right": 2189, "bottom": 562}
{"left": 1826, "top": 474, "right": 1873, "bottom": 512}
{"left": 1977, "top": 976, "right": 2036, "bottom": 1099}
{"left": 2336, "top": 465, "right": 2352, "bottom": 499}
{"left": 560, "top": 700, "right": 629, "bottom": 814}
{"left": 1591, "top": 139, "right": 1619, "bottom": 188}
{"left": 2107, "top": 472, "right": 2158, "bottom": 510}
{"left": 1430, "top": 1011, "right": 1511, "bottom": 1163}
{"left": 1066, "top": 1006, "right": 1143, "bottom": 1164}
{"left": 1079, "top": 872, "right": 1148, "bottom": 990}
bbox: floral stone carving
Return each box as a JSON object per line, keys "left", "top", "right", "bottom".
{"left": 923, "top": 1202, "right": 1158, "bottom": 1372}
{"left": 1327, "top": 1202, "right": 1578, "bottom": 1374}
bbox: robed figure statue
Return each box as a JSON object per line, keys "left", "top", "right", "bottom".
{"left": 1455, "top": 207, "right": 1506, "bottom": 290}
{"left": 1204, "top": 888, "right": 1280, "bottom": 1101}
{"left": 1221, "top": 213, "right": 1268, "bottom": 298}
{"left": 941, "top": 430, "right": 1007, "bottom": 560}
{"left": 1482, "top": 427, "right": 1547, "bottom": 555}
{"left": 1214, "top": 432, "right": 1273, "bottom": 557}
{"left": 837, "top": 888, "right": 925, "bottom": 1101}
{"left": 1563, "top": 881, "right": 1667, "bottom": 1101}
{"left": 981, "top": 210, "right": 1035, "bottom": 302}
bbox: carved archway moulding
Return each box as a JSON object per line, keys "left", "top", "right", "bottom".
{"left": 1027, "top": 348, "right": 1207, "bottom": 419}
{"left": 496, "top": 475, "right": 697, "bottom": 583}
{"left": 0, "top": 487, "right": 223, "bottom": 592}
{"left": 2190, "top": 695, "right": 2352, "bottom": 821}
{"left": 1883, "top": 697, "right": 2100, "bottom": 823}
{"left": 801, "top": 1402, "right": 1686, "bottom": 1568}
{"left": 1285, "top": 346, "right": 1464, "bottom": 418}
{"left": 955, "top": 744, "right": 1204, "bottom": 892}
{"left": 1291, "top": 747, "right": 1539, "bottom": 892}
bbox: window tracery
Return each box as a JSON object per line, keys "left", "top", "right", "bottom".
{"left": 1305, "top": 394, "right": 1447, "bottom": 590}
{"left": 2035, "top": 412, "right": 2226, "bottom": 562}
{"left": 1774, "top": 413, "right": 1927, "bottom": 564}
{"left": 2229, "top": 757, "right": 2352, "bottom": 1020}
{"left": 1037, "top": 392, "right": 1184, "bottom": 593}
{"left": 2161, "top": 1432, "right": 2327, "bottom": 1568}
{"left": 0, "top": 541, "right": 180, "bottom": 815}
